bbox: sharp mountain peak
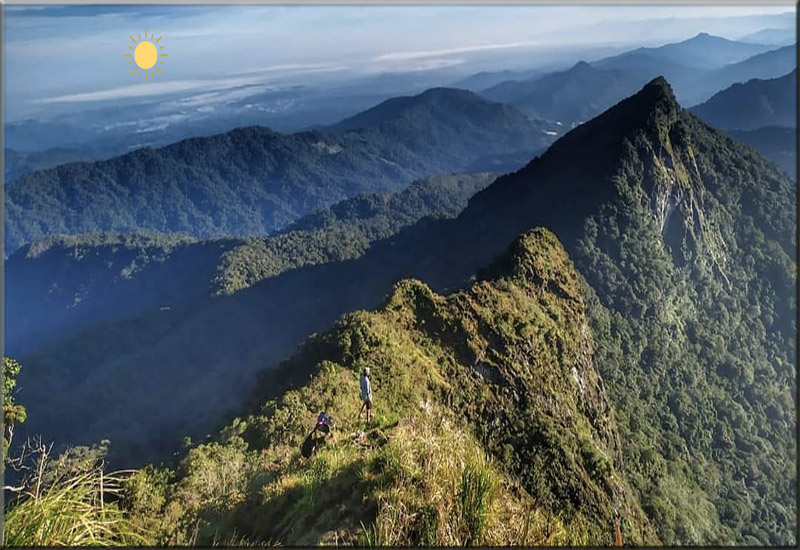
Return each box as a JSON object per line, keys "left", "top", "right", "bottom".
{"left": 526, "top": 75, "right": 682, "bottom": 164}
{"left": 570, "top": 60, "right": 594, "bottom": 70}
{"left": 634, "top": 75, "right": 680, "bottom": 113}
{"left": 689, "top": 31, "right": 714, "bottom": 41}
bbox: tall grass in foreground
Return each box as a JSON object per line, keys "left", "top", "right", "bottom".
{"left": 3, "top": 443, "right": 148, "bottom": 546}
{"left": 458, "top": 459, "right": 497, "bottom": 545}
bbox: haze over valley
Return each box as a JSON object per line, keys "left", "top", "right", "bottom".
{"left": 2, "top": 5, "right": 796, "bottom": 547}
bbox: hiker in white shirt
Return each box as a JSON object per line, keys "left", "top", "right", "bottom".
{"left": 358, "top": 367, "right": 373, "bottom": 426}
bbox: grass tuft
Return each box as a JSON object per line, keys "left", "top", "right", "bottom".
{"left": 457, "top": 457, "right": 497, "bottom": 546}
{"left": 4, "top": 467, "right": 148, "bottom": 546}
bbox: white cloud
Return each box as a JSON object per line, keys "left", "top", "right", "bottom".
{"left": 34, "top": 60, "right": 353, "bottom": 105}
{"left": 6, "top": 4, "right": 795, "bottom": 118}
{"left": 35, "top": 76, "right": 267, "bottom": 104}
{"left": 5, "top": 6, "right": 49, "bottom": 12}
{"left": 373, "top": 40, "right": 542, "bottom": 62}
{"left": 133, "top": 113, "right": 192, "bottom": 133}
{"left": 220, "top": 62, "right": 346, "bottom": 77}
{"left": 165, "top": 85, "right": 273, "bottom": 108}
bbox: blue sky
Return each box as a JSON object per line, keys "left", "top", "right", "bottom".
{"left": 3, "top": 4, "right": 795, "bottom": 118}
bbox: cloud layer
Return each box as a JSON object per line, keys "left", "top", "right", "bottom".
{"left": 3, "top": 5, "right": 794, "bottom": 120}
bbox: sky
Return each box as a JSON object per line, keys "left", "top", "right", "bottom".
{"left": 2, "top": 4, "right": 796, "bottom": 119}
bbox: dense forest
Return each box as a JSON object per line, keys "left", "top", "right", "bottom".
{"left": 4, "top": 89, "right": 552, "bottom": 255}
{"left": 5, "top": 173, "right": 494, "bottom": 355}
{"left": 5, "top": 231, "right": 661, "bottom": 545}
{"left": 727, "top": 126, "right": 796, "bottom": 180}
{"left": 427, "top": 77, "right": 797, "bottom": 545}
{"left": 4, "top": 76, "right": 795, "bottom": 546}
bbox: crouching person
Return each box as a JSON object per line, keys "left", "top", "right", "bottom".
{"left": 301, "top": 411, "right": 334, "bottom": 458}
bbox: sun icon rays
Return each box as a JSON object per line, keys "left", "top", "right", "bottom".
{"left": 124, "top": 29, "right": 167, "bottom": 82}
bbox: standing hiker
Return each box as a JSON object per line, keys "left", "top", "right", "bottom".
{"left": 358, "top": 367, "right": 373, "bottom": 426}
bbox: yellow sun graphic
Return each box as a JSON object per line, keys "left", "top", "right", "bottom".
{"left": 124, "top": 29, "right": 167, "bottom": 82}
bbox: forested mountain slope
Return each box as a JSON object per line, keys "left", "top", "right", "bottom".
{"left": 6, "top": 173, "right": 494, "bottom": 356}
{"left": 15, "top": 77, "right": 795, "bottom": 546}
{"left": 4, "top": 89, "right": 549, "bottom": 255}
{"left": 691, "top": 70, "right": 797, "bottom": 130}
{"left": 416, "top": 76, "right": 797, "bottom": 545}
{"left": 122, "top": 229, "right": 659, "bottom": 546}
{"left": 727, "top": 126, "right": 796, "bottom": 180}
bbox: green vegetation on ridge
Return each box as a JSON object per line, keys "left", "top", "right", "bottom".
{"left": 727, "top": 125, "right": 796, "bottom": 180}
{"left": 7, "top": 76, "right": 795, "bottom": 547}
{"left": 449, "top": 77, "right": 796, "bottom": 545}
{"left": 3, "top": 357, "right": 27, "bottom": 466}
{"left": 6, "top": 173, "right": 494, "bottom": 355}
{"left": 118, "top": 229, "right": 657, "bottom": 546}
{"left": 4, "top": 88, "right": 550, "bottom": 255}
{"left": 212, "top": 172, "right": 496, "bottom": 295}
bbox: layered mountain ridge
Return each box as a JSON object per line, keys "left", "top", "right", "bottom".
{"left": 5, "top": 172, "right": 495, "bottom": 356}
{"left": 123, "top": 228, "right": 659, "bottom": 546}
{"left": 10, "top": 76, "right": 796, "bottom": 546}
{"left": 3, "top": 89, "right": 552, "bottom": 255}
{"left": 479, "top": 37, "right": 794, "bottom": 127}
{"left": 691, "top": 69, "right": 797, "bottom": 130}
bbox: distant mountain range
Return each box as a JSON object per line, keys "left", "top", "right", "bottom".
{"left": 4, "top": 32, "right": 790, "bottom": 183}
{"left": 482, "top": 60, "right": 648, "bottom": 127}
{"left": 691, "top": 70, "right": 796, "bottom": 179}
{"left": 693, "top": 44, "right": 796, "bottom": 103}
{"left": 479, "top": 34, "right": 794, "bottom": 126}
{"left": 13, "top": 76, "right": 795, "bottom": 546}
{"left": 597, "top": 31, "right": 773, "bottom": 70}
{"left": 3, "top": 71, "right": 465, "bottom": 166}
{"left": 4, "top": 89, "right": 554, "bottom": 255}
{"left": 4, "top": 147, "right": 99, "bottom": 183}
{"left": 692, "top": 70, "right": 797, "bottom": 130}
{"left": 740, "top": 27, "right": 796, "bottom": 46}
{"left": 450, "top": 68, "right": 544, "bottom": 91}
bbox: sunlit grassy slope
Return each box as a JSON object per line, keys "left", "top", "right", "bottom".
{"left": 120, "top": 228, "right": 658, "bottom": 546}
